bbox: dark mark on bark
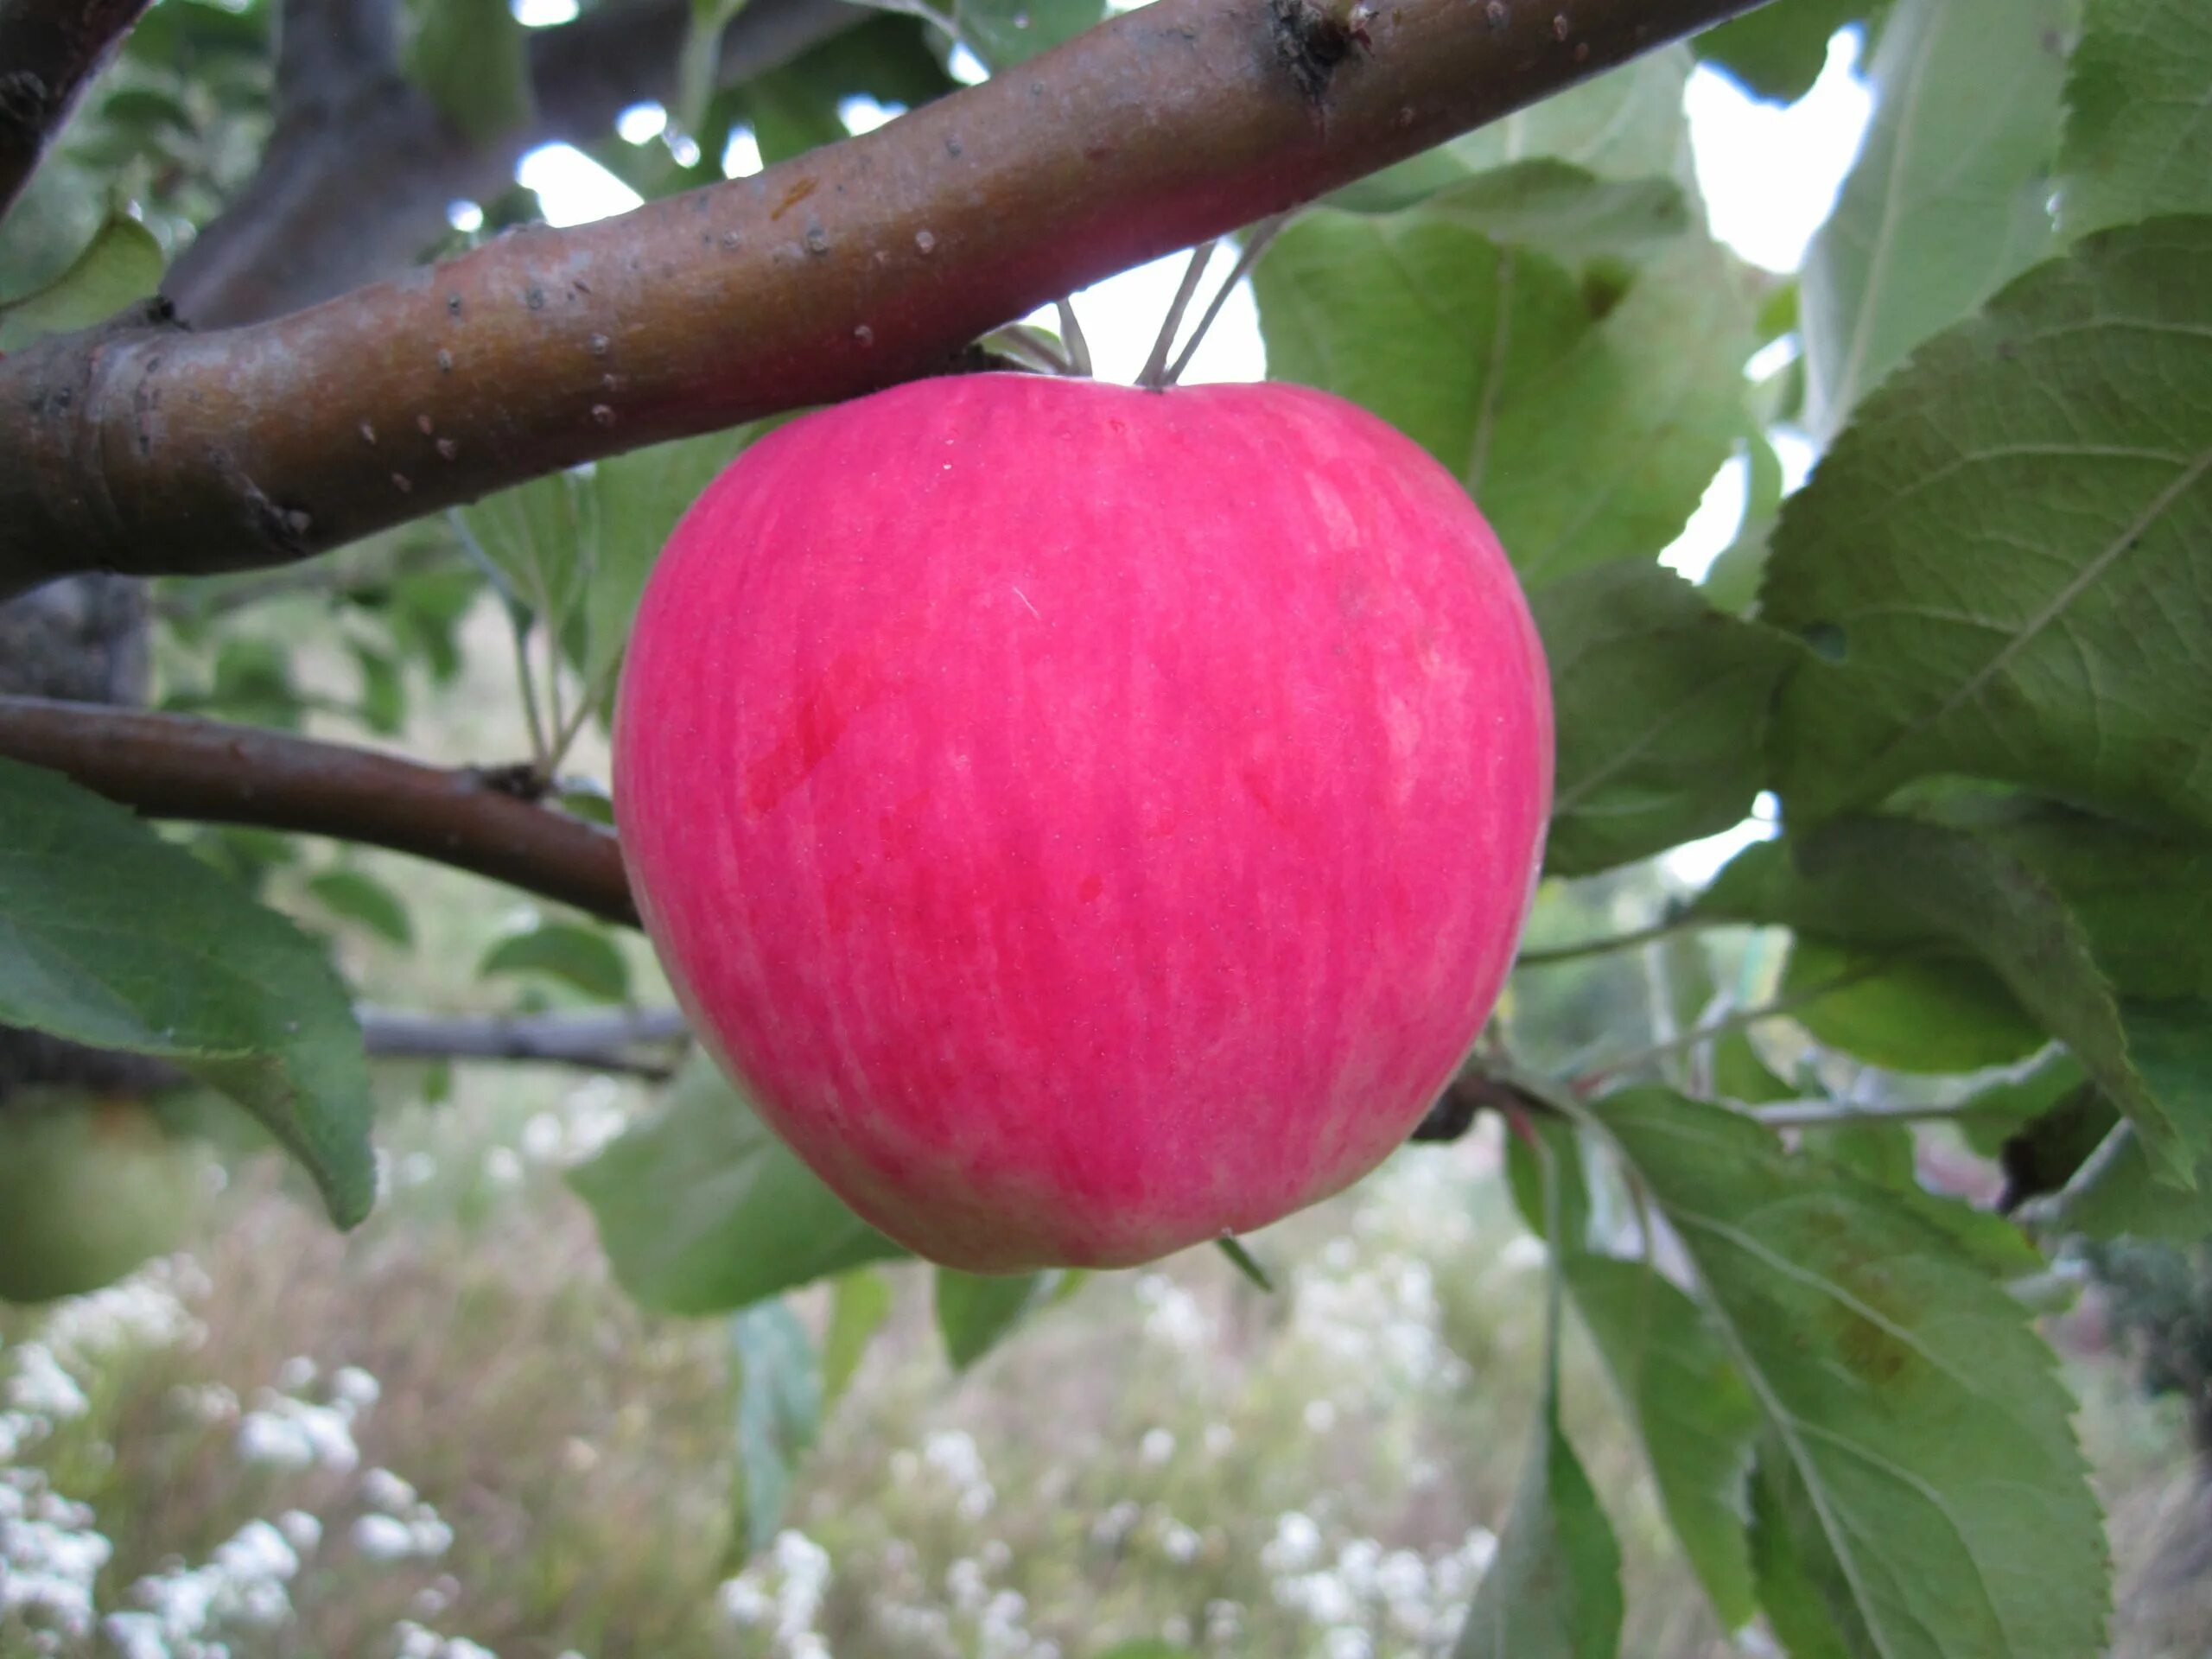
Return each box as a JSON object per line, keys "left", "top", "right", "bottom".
{"left": 1271, "top": 0, "right": 1374, "bottom": 104}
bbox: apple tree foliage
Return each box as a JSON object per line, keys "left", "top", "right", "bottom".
{"left": 2, "top": 0, "right": 2209, "bottom": 1649}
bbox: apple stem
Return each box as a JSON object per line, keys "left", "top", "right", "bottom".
{"left": 1162, "top": 213, "right": 1291, "bottom": 387}
{"left": 1136, "top": 238, "right": 1219, "bottom": 390}
{"left": 1054, "top": 299, "right": 1094, "bottom": 378}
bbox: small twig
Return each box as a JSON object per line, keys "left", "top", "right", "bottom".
{"left": 1053, "top": 299, "right": 1093, "bottom": 378}
{"left": 1572, "top": 957, "right": 1898, "bottom": 1094}
{"left": 506, "top": 607, "right": 554, "bottom": 774}
{"left": 360, "top": 1005, "right": 688, "bottom": 1077}
{"left": 4, "top": 1007, "right": 690, "bottom": 1103}
{"left": 1750, "top": 1098, "right": 2004, "bottom": 1132}
{"left": 0, "top": 695, "right": 639, "bottom": 925}
{"left": 549, "top": 673, "right": 606, "bottom": 769}
{"left": 1136, "top": 238, "right": 1217, "bottom": 391}
{"left": 1513, "top": 914, "right": 1707, "bottom": 969}
{"left": 542, "top": 612, "right": 569, "bottom": 776}
{"left": 1164, "top": 213, "right": 1288, "bottom": 385}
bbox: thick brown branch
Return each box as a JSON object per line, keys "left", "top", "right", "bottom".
{"left": 0, "top": 694, "right": 639, "bottom": 925}
{"left": 0, "top": 0, "right": 1766, "bottom": 594}
{"left": 0, "top": 0, "right": 151, "bottom": 221}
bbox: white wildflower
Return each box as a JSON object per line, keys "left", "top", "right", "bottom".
{"left": 1261, "top": 1510, "right": 1323, "bottom": 1573}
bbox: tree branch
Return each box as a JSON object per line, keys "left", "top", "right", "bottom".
{"left": 162, "top": 0, "right": 867, "bottom": 328}
{"left": 1, "top": 0, "right": 1769, "bottom": 595}
{"left": 2, "top": 1007, "right": 690, "bottom": 1106}
{"left": 359, "top": 1004, "right": 686, "bottom": 1076}
{"left": 271, "top": 0, "right": 397, "bottom": 100}
{"left": 0, "top": 694, "right": 639, "bottom": 925}
{"left": 0, "top": 0, "right": 152, "bottom": 222}
{"left": 1512, "top": 913, "right": 1708, "bottom": 968}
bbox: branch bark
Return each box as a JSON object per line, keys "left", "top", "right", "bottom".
{"left": 0, "top": 0, "right": 152, "bottom": 221}
{"left": 0, "top": 1007, "right": 690, "bottom": 1103}
{"left": 359, "top": 1005, "right": 687, "bottom": 1075}
{"left": 1, "top": 0, "right": 1767, "bottom": 595}
{"left": 0, "top": 694, "right": 639, "bottom": 925}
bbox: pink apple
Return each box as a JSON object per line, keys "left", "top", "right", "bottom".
{"left": 613, "top": 372, "right": 1552, "bottom": 1272}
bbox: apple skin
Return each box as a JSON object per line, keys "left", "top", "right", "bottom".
{"left": 0, "top": 1099, "right": 211, "bottom": 1305}
{"left": 614, "top": 372, "right": 1552, "bottom": 1272}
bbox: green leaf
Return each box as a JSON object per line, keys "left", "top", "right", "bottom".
{"left": 821, "top": 1268, "right": 893, "bottom": 1409}
{"left": 0, "top": 759, "right": 375, "bottom": 1226}
{"left": 1503, "top": 1116, "right": 1594, "bottom": 1254}
{"left": 1694, "top": 0, "right": 1877, "bottom": 103}
{"left": 955, "top": 0, "right": 1103, "bottom": 67}
{"left": 208, "top": 637, "right": 302, "bottom": 728}
{"left": 1096, "top": 1645, "right": 1201, "bottom": 1659}
{"left": 480, "top": 920, "right": 631, "bottom": 1003}
{"left": 2051, "top": 1001, "right": 2212, "bottom": 1239}
{"left": 387, "top": 562, "right": 483, "bottom": 683}
{"left": 739, "top": 73, "right": 849, "bottom": 165}
{"left": 1711, "top": 1030, "right": 1796, "bottom": 1104}
{"left": 1561, "top": 1255, "right": 1760, "bottom": 1630}
{"left": 1534, "top": 563, "right": 1798, "bottom": 875}
{"left": 1765, "top": 219, "right": 2212, "bottom": 831}
{"left": 0, "top": 211, "right": 164, "bottom": 351}
{"left": 1257, "top": 181, "right": 1754, "bottom": 584}
{"left": 349, "top": 643, "right": 405, "bottom": 735}
{"left": 569, "top": 1053, "right": 906, "bottom": 1313}
{"left": 558, "top": 783, "right": 617, "bottom": 828}
{"left": 2057, "top": 0, "right": 2212, "bottom": 237}
{"left": 406, "top": 0, "right": 533, "bottom": 144}
{"left": 1799, "top": 1117, "right": 1918, "bottom": 1190}
{"left": 1347, "top": 48, "right": 1694, "bottom": 211}
{"left": 1700, "top": 432, "right": 1787, "bottom": 616}
{"left": 1329, "top": 159, "right": 1693, "bottom": 252}
{"left": 1503, "top": 1120, "right": 1758, "bottom": 1630}
{"left": 727, "top": 16, "right": 950, "bottom": 161}
{"left": 679, "top": 0, "right": 753, "bottom": 130}
{"left": 1963, "top": 799, "right": 2212, "bottom": 1004}
{"left": 934, "top": 1267, "right": 1055, "bottom": 1370}
{"left": 729, "top": 1300, "right": 821, "bottom": 1565}
{"left": 1782, "top": 938, "right": 2047, "bottom": 1073}
{"left": 305, "top": 868, "right": 414, "bottom": 949}
{"left": 1954, "top": 1053, "right": 2094, "bottom": 1158}
{"left": 1745, "top": 1443, "right": 1860, "bottom": 1659}
{"left": 585, "top": 426, "right": 760, "bottom": 696}
{"left": 1797, "top": 0, "right": 2074, "bottom": 439}
{"left": 455, "top": 470, "right": 595, "bottom": 645}
{"left": 1599, "top": 1089, "right": 2110, "bottom": 1659}
{"left": 1455, "top": 1395, "right": 1624, "bottom": 1658}
{"left": 1706, "top": 817, "right": 2183, "bottom": 1175}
